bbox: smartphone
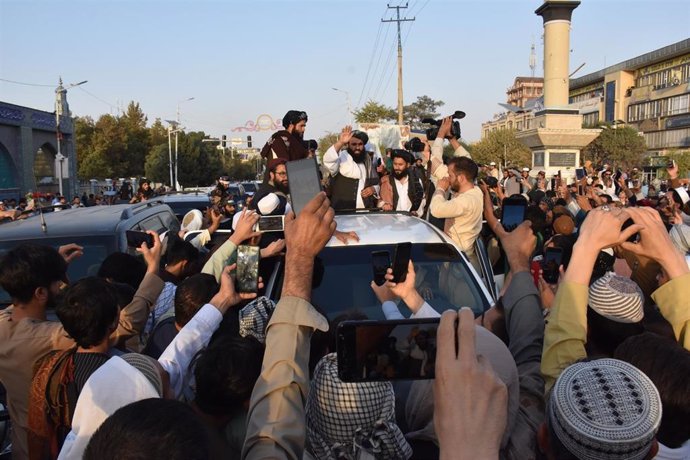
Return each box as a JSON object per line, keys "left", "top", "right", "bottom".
{"left": 668, "top": 159, "right": 676, "bottom": 169}
{"left": 660, "top": 182, "right": 668, "bottom": 193}
{"left": 575, "top": 168, "right": 586, "bottom": 180}
{"left": 501, "top": 196, "right": 528, "bottom": 231}
{"left": 256, "top": 215, "right": 284, "bottom": 232}
{"left": 126, "top": 230, "right": 154, "bottom": 249}
{"left": 236, "top": 245, "right": 260, "bottom": 293}
{"left": 627, "top": 181, "right": 634, "bottom": 189}
{"left": 578, "top": 185, "right": 585, "bottom": 196}
{"left": 550, "top": 178, "right": 557, "bottom": 190}
{"left": 391, "top": 242, "right": 412, "bottom": 283}
{"left": 541, "top": 247, "right": 563, "bottom": 284}
{"left": 621, "top": 218, "right": 640, "bottom": 244}
{"left": 371, "top": 250, "right": 391, "bottom": 286}
{"left": 286, "top": 157, "right": 322, "bottom": 216}
{"left": 337, "top": 318, "right": 440, "bottom": 382}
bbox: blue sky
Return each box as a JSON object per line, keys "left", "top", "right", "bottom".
{"left": 1, "top": 0, "right": 688, "bottom": 146}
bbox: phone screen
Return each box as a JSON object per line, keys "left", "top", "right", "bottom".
{"left": 286, "top": 157, "right": 322, "bottom": 216}
{"left": 392, "top": 242, "right": 412, "bottom": 283}
{"left": 126, "top": 230, "right": 153, "bottom": 248}
{"left": 501, "top": 197, "right": 527, "bottom": 231}
{"left": 575, "top": 168, "right": 586, "bottom": 180}
{"left": 257, "top": 215, "right": 284, "bottom": 232}
{"left": 542, "top": 248, "right": 563, "bottom": 284}
{"left": 371, "top": 251, "right": 391, "bottom": 286}
{"left": 236, "top": 245, "right": 260, "bottom": 293}
{"left": 337, "top": 318, "right": 440, "bottom": 382}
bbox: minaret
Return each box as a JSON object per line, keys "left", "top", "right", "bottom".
{"left": 55, "top": 77, "right": 71, "bottom": 122}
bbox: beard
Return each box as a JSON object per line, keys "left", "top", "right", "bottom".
{"left": 275, "top": 180, "right": 289, "bottom": 194}
{"left": 393, "top": 169, "right": 408, "bottom": 180}
{"left": 349, "top": 149, "right": 366, "bottom": 164}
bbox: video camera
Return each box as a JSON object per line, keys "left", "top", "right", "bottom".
{"left": 423, "top": 110, "right": 466, "bottom": 141}
{"left": 404, "top": 137, "right": 425, "bottom": 153}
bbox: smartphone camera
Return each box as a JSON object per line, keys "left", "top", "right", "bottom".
{"left": 371, "top": 251, "right": 391, "bottom": 286}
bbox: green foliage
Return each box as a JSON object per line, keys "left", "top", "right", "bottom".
{"left": 144, "top": 144, "right": 170, "bottom": 184}
{"left": 316, "top": 132, "right": 339, "bottom": 160}
{"left": 470, "top": 129, "right": 532, "bottom": 168}
{"left": 225, "top": 158, "right": 258, "bottom": 181}
{"left": 149, "top": 118, "right": 168, "bottom": 147}
{"left": 353, "top": 100, "right": 396, "bottom": 124}
{"left": 582, "top": 125, "right": 647, "bottom": 169}
{"left": 403, "top": 95, "right": 444, "bottom": 129}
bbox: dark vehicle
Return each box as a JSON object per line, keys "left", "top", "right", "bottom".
{"left": 156, "top": 191, "right": 212, "bottom": 221}
{"left": 227, "top": 184, "right": 246, "bottom": 206}
{"left": 0, "top": 201, "right": 179, "bottom": 307}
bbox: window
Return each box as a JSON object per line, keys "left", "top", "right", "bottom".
{"left": 628, "top": 93, "right": 690, "bottom": 122}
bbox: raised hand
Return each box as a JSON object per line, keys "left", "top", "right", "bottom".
{"left": 434, "top": 308, "right": 508, "bottom": 460}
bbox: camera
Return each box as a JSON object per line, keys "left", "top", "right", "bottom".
{"left": 404, "top": 137, "right": 425, "bottom": 153}
{"left": 422, "top": 110, "right": 466, "bottom": 141}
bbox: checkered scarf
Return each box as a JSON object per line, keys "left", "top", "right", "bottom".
{"left": 238, "top": 296, "right": 276, "bottom": 343}
{"left": 306, "top": 353, "right": 412, "bottom": 460}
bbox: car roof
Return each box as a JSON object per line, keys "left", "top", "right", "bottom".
{"left": 327, "top": 213, "right": 450, "bottom": 247}
{"left": 156, "top": 193, "right": 210, "bottom": 203}
{"left": 0, "top": 202, "right": 172, "bottom": 240}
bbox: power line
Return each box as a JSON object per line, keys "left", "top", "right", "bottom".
{"left": 380, "top": 19, "right": 415, "bottom": 101}
{"left": 372, "top": 41, "right": 397, "bottom": 102}
{"left": 0, "top": 77, "right": 54, "bottom": 87}
{"left": 364, "top": 16, "right": 393, "bottom": 104}
{"left": 76, "top": 86, "right": 118, "bottom": 112}
{"left": 356, "top": 21, "right": 384, "bottom": 108}
{"left": 381, "top": 2, "right": 415, "bottom": 124}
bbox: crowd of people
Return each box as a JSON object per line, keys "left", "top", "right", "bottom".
{"left": 0, "top": 109, "right": 689, "bottom": 460}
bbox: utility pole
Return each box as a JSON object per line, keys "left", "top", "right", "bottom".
{"left": 382, "top": 3, "right": 414, "bottom": 126}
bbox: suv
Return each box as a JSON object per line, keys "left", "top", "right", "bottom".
{"left": 0, "top": 201, "right": 179, "bottom": 307}
{"left": 156, "top": 191, "right": 212, "bottom": 221}
{"left": 264, "top": 213, "right": 494, "bottom": 320}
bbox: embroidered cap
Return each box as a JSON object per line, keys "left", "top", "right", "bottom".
{"left": 588, "top": 272, "right": 644, "bottom": 323}
{"left": 549, "top": 358, "right": 662, "bottom": 460}
{"left": 120, "top": 353, "right": 163, "bottom": 397}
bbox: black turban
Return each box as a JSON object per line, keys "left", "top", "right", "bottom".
{"left": 391, "top": 149, "right": 413, "bottom": 164}
{"left": 282, "top": 110, "right": 308, "bottom": 128}
{"left": 351, "top": 130, "right": 369, "bottom": 145}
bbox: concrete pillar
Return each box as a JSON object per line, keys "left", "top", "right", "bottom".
{"left": 536, "top": 1, "right": 581, "bottom": 109}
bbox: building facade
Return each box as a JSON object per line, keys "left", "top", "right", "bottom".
{"left": 482, "top": 39, "right": 690, "bottom": 166}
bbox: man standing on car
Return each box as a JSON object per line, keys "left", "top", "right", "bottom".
{"left": 323, "top": 126, "right": 380, "bottom": 210}
{"left": 430, "top": 156, "right": 484, "bottom": 270}
{"left": 378, "top": 149, "right": 425, "bottom": 215}
{"left": 260, "top": 110, "right": 309, "bottom": 162}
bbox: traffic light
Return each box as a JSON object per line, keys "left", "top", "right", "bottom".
{"left": 221, "top": 135, "right": 227, "bottom": 148}
{"left": 247, "top": 135, "right": 252, "bottom": 148}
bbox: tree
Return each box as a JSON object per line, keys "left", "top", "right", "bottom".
{"left": 121, "top": 101, "right": 150, "bottom": 177}
{"left": 316, "top": 132, "right": 339, "bottom": 160}
{"left": 404, "top": 95, "right": 445, "bottom": 129}
{"left": 582, "top": 124, "right": 647, "bottom": 169}
{"left": 471, "top": 129, "right": 532, "bottom": 168}
{"left": 144, "top": 144, "right": 170, "bottom": 184}
{"left": 149, "top": 118, "right": 168, "bottom": 147}
{"left": 353, "top": 100, "right": 396, "bottom": 124}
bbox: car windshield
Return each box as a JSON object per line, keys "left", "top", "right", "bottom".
{"left": 0, "top": 236, "right": 116, "bottom": 306}
{"left": 242, "top": 183, "right": 257, "bottom": 193}
{"left": 271, "top": 243, "right": 490, "bottom": 320}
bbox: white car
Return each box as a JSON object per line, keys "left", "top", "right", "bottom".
{"left": 265, "top": 212, "right": 496, "bottom": 320}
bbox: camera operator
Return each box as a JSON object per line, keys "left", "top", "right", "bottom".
{"left": 423, "top": 116, "right": 471, "bottom": 183}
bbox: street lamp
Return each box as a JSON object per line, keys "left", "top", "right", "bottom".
{"left": 174, "top": 97, "right": 194, "bottom": 190}
{"left": 332, "top": 87, "right": 352, "bottom": 125}
{"left": 55, "top": 78, "right": 87, "bottom": 196}
{"left": 165, "top": 120, "right": 181, "bottom": 189}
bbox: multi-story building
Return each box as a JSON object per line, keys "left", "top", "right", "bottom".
{"left": 481, "top": 77, "right": 543, "bottom": 138}
{"left": 482, "top": 39, "right": 690, "bottom": 169}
